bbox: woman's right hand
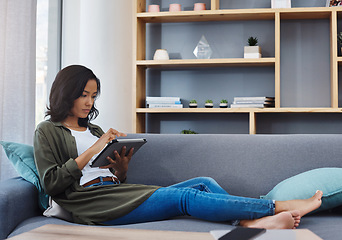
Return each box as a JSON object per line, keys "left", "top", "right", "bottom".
{"left": 75, "top": 128, "right": 127, "bottom": 170}
{"left": 90, "top": 128, "right": 127, "bottom": 155}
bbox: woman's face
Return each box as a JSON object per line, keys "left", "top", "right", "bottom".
{"left": 70, "top": 79, "right": 98, "bottom": 119}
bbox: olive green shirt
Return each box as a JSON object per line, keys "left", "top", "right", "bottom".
{"left": 34, "top": 120, "right": 159, "bottom": 225}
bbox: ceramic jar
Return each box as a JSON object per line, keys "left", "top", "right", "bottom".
{"left": 169, "top": 4, "right": 181, "bottom": 12}
{"left": 194, "top": 3, "right": 206, "bottom": 11}
{"left": 148, "top": 5, "right": 160, "bottom": 12}
{"left": 153, "top": 49, "right": 169, "bottom": 60}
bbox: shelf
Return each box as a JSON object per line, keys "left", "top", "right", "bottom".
{"left": 137, "top": 7, "right": 332, "bottom": 23}
{"left": 136, "top": 58, "right": 276, "bottom": 68}
{"left": 137, "top": 8, "right": 275, "bottom": 23}
{"left": 134, "top": 0, "right": 341, "bottom": 134}
{"left": 137, "top": 108, "right": 342, "bottom": 114}
{"left": 279, "top": 7, "right": 332, "bottom": 19}
{"left": 137, "top": 108, "right": 254, "bottom": 113}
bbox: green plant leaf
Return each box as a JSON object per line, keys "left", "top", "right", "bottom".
{"left": 248, "top": 36, "right": 258, "bottom": 46}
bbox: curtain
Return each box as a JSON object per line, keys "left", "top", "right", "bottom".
{"left": 0, "top": 0, "right": 37, "bottom": 180}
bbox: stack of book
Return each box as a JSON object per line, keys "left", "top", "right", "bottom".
{"left": 231, "top": 97, "right": 275, "bottom": 108}
{"left": 146, "top": 97, "right": 183, "bottom": 108}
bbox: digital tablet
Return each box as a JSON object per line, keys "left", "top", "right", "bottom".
{"left": 218, "top": 227, "right": 266, "bottom": 240}
{"left": 90, "top": 138, "right": 147, "bottom": 168}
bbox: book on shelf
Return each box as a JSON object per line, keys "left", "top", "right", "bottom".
{"left": 146, "top": 96, "right": 182, "bottom": 108}
{"left": 146, "top": 96, "right": 181, "bottom": 102}
{"left": 233, "top": 100, "right": 274, "bottom": 104}
{"left": 148, "top": 104, "right": 183, "bottom": 108}
{"left": 231, "top": 103, "right": 275, "bottom": 108}
{"left": 146, "top": 100, "right": 182, "bottom": 104}
{"left": 231, "top": 96, "right": 275, "bottom": 108}
{"left": 233, "top": 96, "right": 275, "bottom": 102}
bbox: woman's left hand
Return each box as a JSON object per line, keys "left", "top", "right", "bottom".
{"left": 100, "top": 146, "right": 134, "bottom": 182}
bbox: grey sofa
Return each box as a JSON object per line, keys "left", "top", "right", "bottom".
{"left": 1, "top": 134, "right": 342, "bottom": 239}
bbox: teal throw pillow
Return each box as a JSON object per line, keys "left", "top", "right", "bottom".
{"left": 0, "top": 141, "right": 49, "bottom": 210}
{"left": 261, "top": 168, "right": 342, "bottom": 212}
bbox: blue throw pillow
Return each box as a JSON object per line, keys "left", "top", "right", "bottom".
{"left": 261, "top": 168, "right": 342, "bottom": 212}
{"left": 0, "top": 141, "right": 49, "bottom": 210}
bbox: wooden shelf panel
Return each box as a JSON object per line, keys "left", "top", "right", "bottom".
{"left": 256, "top": 108, "right": 342, "bottom": 113}
{"left": 136, "top": 58, "right": 275, "bottom": 68}
{"left": 136, "top": 108, "right": 342, "bottom": 113}
{"left": 137, "top": 7, "right": 333, "bottom": 23}
{"left": 137, "top": 108, "right": 253, "bottom": 113}
{"left": 137, "top": 9, "right": 275, "bottom": 23}
{"left": 279, "top": 7, "right": 332, "bottom": 19}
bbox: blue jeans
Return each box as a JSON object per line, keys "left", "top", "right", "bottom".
{"left": 102, "top": 177, "right": 275, "bottom": 225}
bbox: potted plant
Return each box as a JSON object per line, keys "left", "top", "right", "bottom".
{"left": 205, "top": 99, "right": 213, "bottom": 108}
{"left": 180, "top": 129, "right": 198, "bottom": 134}
{"left": 189, "top": 99, "right": 198, "bottom": 108}
{"left": 244, "top": 36, "right": 262, "bottom": 58}
{"left": 219, "top": 99, "right": 228, "bottom": 108}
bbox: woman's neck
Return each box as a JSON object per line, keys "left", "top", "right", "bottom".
{"left": 62, "top": 117, "right": 86, "bottom": 130}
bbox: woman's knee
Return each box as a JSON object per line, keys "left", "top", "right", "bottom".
{"left": 197, "top": 176, "right": 217, "bottom": 185}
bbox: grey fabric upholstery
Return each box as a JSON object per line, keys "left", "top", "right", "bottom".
{"left": 1, "top": 134, "right": 342, "bottom": 239}
{"left": 127, "top": 134, "right": 342, "bottom": 198}
{"left": 0, "top": 178, "right": 41, "bottom": 239}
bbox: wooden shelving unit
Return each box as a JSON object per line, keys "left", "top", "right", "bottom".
{"left": 136, "top": 58, "right": 276, "bottom": 68}
{"left": 133, "top": 0, "right": 342, "bottom": 134}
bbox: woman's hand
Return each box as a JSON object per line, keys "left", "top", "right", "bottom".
{"left": 75, "top": 128, "right": 126, "bottom": 170}
{"left": 90, "top": 128, "right": 127, "bottom": 155}
{"left": 100, "top": 146, "right": 134, "bottom": 182}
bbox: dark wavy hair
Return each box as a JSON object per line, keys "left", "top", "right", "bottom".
{"left": 46, "top": 65, "right": 101, "bottom": 127}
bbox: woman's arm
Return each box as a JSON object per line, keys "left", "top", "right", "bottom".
{"left": 34, "top": 124, "right": 128, "bottom": 196}
{"left": 34, "top": 127, "right": 82, "bottom": 196}
{"left": 74, "top": 128, "right": 127, "bottom": 170}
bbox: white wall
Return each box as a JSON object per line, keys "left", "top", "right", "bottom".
{"left": 62, "top": 0, "right": 133, "bottom": 133}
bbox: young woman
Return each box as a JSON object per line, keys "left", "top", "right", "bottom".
{"left": 34, "top": 65, "right": 323, "bottom": 228}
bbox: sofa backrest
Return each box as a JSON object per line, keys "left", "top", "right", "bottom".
{"left": 126, "top": 134, "right": 342, "bottom": 198}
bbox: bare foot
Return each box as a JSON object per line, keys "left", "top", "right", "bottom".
{"left": 240, "top": 211, "right": 298, "bottom": 229}
{"left": 291, "top": 210, "right": 301, "bottom": 229}
{"left": 275, "top": 190, "right": 323, "bottom": 217}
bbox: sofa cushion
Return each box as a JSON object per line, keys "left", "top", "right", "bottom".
{"left": 261, "top": 168, "right": 342, "bottom": 211}
{"left": 0, "top": 141, "right": 49, "bottom": 210}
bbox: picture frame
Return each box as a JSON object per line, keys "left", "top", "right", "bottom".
{"left": 271, "top": 0, "right": 291, "bottom": 9}
{"left": 326, "top": 0, "right": 342, "bottom": 7}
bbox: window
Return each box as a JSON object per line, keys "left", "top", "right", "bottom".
{"left": 36, "top": 0, "right": 62, "bottom": 125}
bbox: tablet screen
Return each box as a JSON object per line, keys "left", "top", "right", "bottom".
{"left": 90, "top": 138, "right": 147, "bottom": 168}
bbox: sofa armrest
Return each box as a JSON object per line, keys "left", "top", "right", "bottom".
{"left": 0, "top": 177, "right": 41, "bottom": 239}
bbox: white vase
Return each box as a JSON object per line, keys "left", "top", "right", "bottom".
{"left": 219, "top": 103, "right": 228, "bottom": 108}
{"left": 244, "top": 46, "right": 262, "bottom": 58}
{"left": 189, "top": 103, "right": 198, "bottom": 108}
{"left": 153, "top": 49, "right": 169, "bottom": 60}
{"left": 205, "top": 103, "right": 213, "bottom": 108}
